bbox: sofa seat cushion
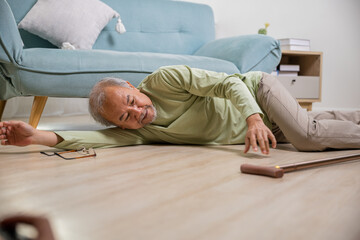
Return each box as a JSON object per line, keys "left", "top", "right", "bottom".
{"left": 13, "top": 49, "right": 239, "bottom": 97}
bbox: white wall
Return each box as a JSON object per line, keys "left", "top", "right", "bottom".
{"left": 185, "top": 0, "right": 360, "bottom": 111}
{"left": 3, "top": 0, "right": 360, "bottom": 119}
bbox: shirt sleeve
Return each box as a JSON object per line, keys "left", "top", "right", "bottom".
{"left": 155, "top": 65, "right": 263, "bottom": 120}
{"left": 54, "top": 127, "right": 149, "bottom": 150}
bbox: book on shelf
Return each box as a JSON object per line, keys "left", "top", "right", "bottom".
{"left": 279, "top": 64, "right": 300, "bottom": 72}
{"left": 272, "top": 64, "right": 300, "bottom": 76}
{"left": 270, "top": 70, "right": 298, "bottom": 76}
{"left": 278, "top": 71, "right": 298, "bottom": 76}
{"left": 279, "top": 38, "right": 311, "bottom": 51}
{"left": 279, "top": 38, "right": 310, "bottom": 46}
{"left": 281, "top": 45, "right": 310, "bottom": 51}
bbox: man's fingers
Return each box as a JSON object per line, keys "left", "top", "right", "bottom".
{"left": 270, "top": 133, "right": 277, "bottom": 149}
{"left": 244, "top": 129, "right": 276, "bottom": 155}
{"left": 258, "top": 129, "right": 271, "bottom": 154}
{"left": 2, "top": 121, "right": 11, "bottom": 127}
{"left": 244, "top": 137, "right": 250, "bottom": 153}
{"left": 257, "top": 135, "right": 265, "bottom": 153}
{"left": 0, "top": 126, "right": 8, "bottom": 145}
{"left": 245, "top": 131, "right": 274, "bottom": 155}
{"left": 250, "top": 134, "right": 258, "bottom": 152}
{"left": 265, "top": 129, "right": 277, "bottom": 149}
{"left": 1, "top": 124, "right": 7, "bottom": 132}
{"left": 257, "top": 132, "right": 269, "bottom": 155}
{"left": 264, "top": 138, "right": 270, "bottom": 154}
{"left": 3, "top": 121, "right": 21, "bottom": 129}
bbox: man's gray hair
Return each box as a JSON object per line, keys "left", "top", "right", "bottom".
{"left": 89, "top": 77, "right": 131, "bottom": 126}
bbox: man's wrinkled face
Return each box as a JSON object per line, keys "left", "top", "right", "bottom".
{"left": 101, "top": 86, "right": 156, "bottom": 129}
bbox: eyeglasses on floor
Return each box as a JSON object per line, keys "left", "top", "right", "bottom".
{"left": 40, "top": 148, "right": 96, "bottom": 160}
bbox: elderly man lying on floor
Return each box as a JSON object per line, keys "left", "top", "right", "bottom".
{"left": 1, "top": 65, "right": 360, "bottom": 155}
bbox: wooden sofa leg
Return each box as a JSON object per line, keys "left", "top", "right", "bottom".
{"left": 29, "top": 96, "right": 48, "bottom": 128}
{"left": 0, "top": 100, "right": 7, "bottom": 121}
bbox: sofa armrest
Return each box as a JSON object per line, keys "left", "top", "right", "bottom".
{"left": 194, "top": 34, "right": 281, "bottom": 73}
{"left": 0, "top": 0, "right": 23, "bottom": 64}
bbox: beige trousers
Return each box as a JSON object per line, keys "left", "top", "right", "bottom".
{"left": 257, "top": 73, "right": 360, "bottom": 151}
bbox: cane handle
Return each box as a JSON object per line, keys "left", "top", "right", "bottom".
{"left": 240, "top": 164, "right": 284, "bottom": 178}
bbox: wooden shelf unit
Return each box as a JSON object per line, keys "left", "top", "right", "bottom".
{"left": 278, "top": 50, "right": 323, "bottom": 111}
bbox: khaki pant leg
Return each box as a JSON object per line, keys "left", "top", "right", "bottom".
{"left": 309, "top": 110, "right": 360, "bottom": 124}
{"left": 257, "top": 73, "right": 360, "bottom": 151}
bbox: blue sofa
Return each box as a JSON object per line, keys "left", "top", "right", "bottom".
{"left": 0, "top": 0, "right": 281, "bottom": 127}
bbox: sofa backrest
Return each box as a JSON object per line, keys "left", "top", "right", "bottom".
{"left": 7, "top": 0, "right": 215, "bottom": 55}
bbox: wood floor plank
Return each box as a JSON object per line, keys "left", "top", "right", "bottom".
{"left": 1, "top": 133, "right": 360, "bottom": 240}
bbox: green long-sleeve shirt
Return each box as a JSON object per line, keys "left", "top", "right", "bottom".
{"left": 55, "top": 65, "right": 270, "bottom": 150}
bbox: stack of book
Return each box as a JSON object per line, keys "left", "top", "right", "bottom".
{"left": 279, "top": 64, "right": 300, "bottom": 76}
{"left": 279, "top": 38, "right": 310, "bottom": 51}
{"left": 271, "top": 64, "right": 300, "bottom": 76}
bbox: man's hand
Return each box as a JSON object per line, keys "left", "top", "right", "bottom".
{"left": 244, "top": 113, "right": 276, "bottom": 155}
{"left": 0, "top": 121, "right": 62, "bottom": 147}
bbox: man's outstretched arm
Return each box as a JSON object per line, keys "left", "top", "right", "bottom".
{"left": 1, "top": 120, "right": 153, "bottom": 150}
{"left": 0, "top": 121, "right": 62, "bottom": 147}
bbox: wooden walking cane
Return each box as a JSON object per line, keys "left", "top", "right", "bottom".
{"left": 240, "top": 152, "right": 360, "bottom": 178}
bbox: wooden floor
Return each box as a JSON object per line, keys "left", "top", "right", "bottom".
{"left": 0, "top": 115, "right": 360, "bottom": 240}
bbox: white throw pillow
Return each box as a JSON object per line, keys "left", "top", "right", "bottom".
{"left": 18, "top": 0, "right": 126, "bottom": 50}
